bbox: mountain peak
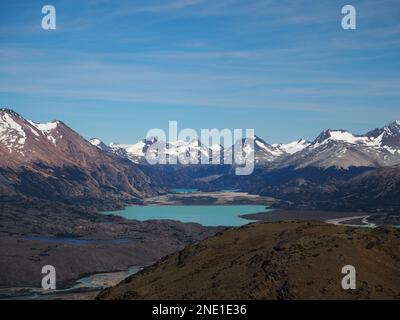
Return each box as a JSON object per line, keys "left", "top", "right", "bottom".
{"left": 366, "top": 120, "right": 400, "bottom": 149}
{"left": 89, "top": 138, "right": 103, "bottom": 146}
{"left": 313, "top": 129, "right": 332, "bottom": 144}
{"left": 144, "top": 136, "right": 158, "bottom": 144}
{"left": 275, "top": 139, "right": 311, "bottom": 155}
{"left": 89, "top": 138, "right": 112, "bottom": 153}
{"left": 0, "top": 108, "right": 22, "bottom": 119}
{"left": 247, "top": 134, "right": 269, "bottom": 145}
{"left": 387, "top": 120, "right": 400, "bottom": 129}
{"left": 312, "top": 129, "right": 377, "bottom": 148}
{"left": 251, "top": 134, "right": 264, "bottom": 141}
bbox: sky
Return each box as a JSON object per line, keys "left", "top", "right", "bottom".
{"left": 0, "top": 0, "right": 399, "bottom": 144}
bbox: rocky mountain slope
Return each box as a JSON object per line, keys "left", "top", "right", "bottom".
{"left": 245, "top": 165, "right": 400, "bottom": 212}
{"left": 332, "top": 165, "right": 400, "bottom": 211}
{"left": 98, "top": 221, "right": 400, "bottom": 300}
{"left": 0, "top": 108, "right": 161, "bottom": 209}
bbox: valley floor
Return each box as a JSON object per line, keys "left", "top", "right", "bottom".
{"left": 144, "top": 191, "right": 276, "bottom": 206}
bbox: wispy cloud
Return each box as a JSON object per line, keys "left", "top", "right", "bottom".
{"left": 1, "top": 45, "right": 399, "bottom": 114}
{"left": 0, "top": 0, "right": 399, "bottom": 142}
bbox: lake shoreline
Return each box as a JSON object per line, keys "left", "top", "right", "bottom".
{"left": 103, "top": 204, "right": 269, "bottom": 227}
{"left": 240, "top": 210, "right": 399, "bottom": 228}
{"left": 102, "top": 191, "right": 276, "bottom": 227}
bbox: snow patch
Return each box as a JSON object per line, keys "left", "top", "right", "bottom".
{"left": 0, "top": 113, "right": 27, "bottom": 153}
{"left": 276, "top": 139, "right": 310, "bottom": 155}
{"left": 255, "top": 140, "right": 283, "bottom": 156}
{"left": 27, "top": 120, "right": 59, "bottom": 145}
{"left": 34, "top": 121, "right": 58, "bottom": 133}
{"left": 111, "top": 140, "right": 146, "bottom": 157}
{"left": 314, "top": 130, "right": 380, "bottom": 148}
{"left": 90, "top": 138, "right": 103, "bottom": 146}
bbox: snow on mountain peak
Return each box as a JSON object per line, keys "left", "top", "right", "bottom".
{"left": 27, "top": 120, "right": 59, "bottom": 145}
{"left": 254, "top": 139, "right": 282, "bottom": 155}
{"left": 387, "top": 120, "right": 400, "bottom": 130}
{"left": 76, "top": 118, "right": 400, "bottom": 167}
{"left": 34, "top": 121, "right": 58, "bottom": 133}
{"left": 0, "top": 113, "right": 24, "bottom": 134}
{"left": 328, "top": 130, "right": 362, "bottom": 143}
{"left": 125, "top": 140, "right": 147, "bottom": 156}
{"left": 275, "top": 139, "right": 310, "bottom": 155}
{"left": 89, "top": 138, "right": 103, "bottom": 146}
{"left": 0, "top": 112, "right": 26, "bottom": 153}
{"left": 0, "top": 109, "right": 64, "bottom": 153}
{"left": 312, "top": 129, "right": 379, "bottom": 147}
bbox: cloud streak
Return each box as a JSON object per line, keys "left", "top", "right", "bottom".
{"left": 0, "top": 0, "right": 399, "bottom": 142}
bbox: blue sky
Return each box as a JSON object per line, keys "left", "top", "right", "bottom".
{"left": 0, "top": 0, "right": 399, "bottom": 144}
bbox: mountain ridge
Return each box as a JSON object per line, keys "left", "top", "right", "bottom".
{"left": 89, "top": 120, "right": 400, "bottom": 169}
{"left": 0, "top": 108, "right": 162, "bottom": 209}
{"left": 97, "top": 221, "right": 400, "bottom": 300}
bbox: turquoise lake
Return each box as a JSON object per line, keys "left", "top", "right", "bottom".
{"left": 170, "top": 188, "right": 199, "bottom": 194}
{"left": 104, "top": 205, "right": 269, "bottom": 227}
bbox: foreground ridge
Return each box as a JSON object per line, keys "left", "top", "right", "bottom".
{"left": 97, "top": 221, "right": 400, "bottom": 300}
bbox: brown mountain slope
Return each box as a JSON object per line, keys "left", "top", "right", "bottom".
{"left": 0, "top": 109, "right": 161, "bottom": 207}
{"left": 98, "top": 221, "right": 400, "bottom": 300}
{"left": 336, "top": 165, "right": 400, "bottom": 210}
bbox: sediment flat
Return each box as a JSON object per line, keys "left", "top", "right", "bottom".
{"left": 145, "top": 191, "right": 276, "bottom": 206}
{"left": 241, "top": 210, "right": 375, "bottom": 223}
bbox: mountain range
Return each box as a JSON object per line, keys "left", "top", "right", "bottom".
{"left": 2, "top": 108, "right": 400, "bottom": 213}
{"left": 89, "top": 117, "right": 400, "bottom": 212}
{"left": 90, "top": 120, "right": 400, "bottom": 169}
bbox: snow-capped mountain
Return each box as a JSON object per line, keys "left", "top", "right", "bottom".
{"left": 274, "top": 139, "right": 310, "bottom": 155}
{"left": 222, "top": 135, "right": 287, "bottom": 165}
{"left": 90, "top": 120, "right": 400, "bottom": 170}
{"left": 0, "top": 108, "right": 66, "bottom": 165}
{"left": 251, "top": 135, "right": 286, "bottom": 162}
{"left": 366, "top": 120, "right": 400, "bottom": 150}
{"left": 283, "top": 126, "right": 400, "bottom": 169}
{"left": 91, "top": 135, "right": 292, "bottom": 165}
{"left": 89, "top": 138, "right": 111, "bottom": 152}
{"left": 0, "top": 108, "right": 159, "bottom": 203}
{"left": 91, "top": 137, "right": 220, "bottom": 164}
